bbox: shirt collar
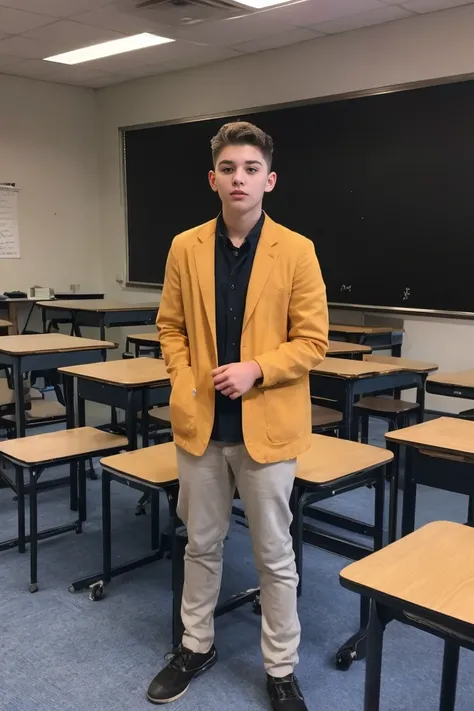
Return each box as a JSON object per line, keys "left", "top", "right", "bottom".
{"left": 216, "top": 212, "right": 265, "bottom": 248}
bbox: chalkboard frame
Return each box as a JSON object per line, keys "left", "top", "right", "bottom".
{"left": 121, "top": 71, "right": 474, "bottom": 320}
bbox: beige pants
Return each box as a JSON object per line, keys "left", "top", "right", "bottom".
{"left": 176, "top": 441, "right": 300, "bottom": 678}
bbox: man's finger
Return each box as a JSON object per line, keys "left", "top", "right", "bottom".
{"left": 228, "top": 391, "right": 241, "bottom": 400}
{"left": 211, "top": 364, "right": 229, "bottom": 377}
{"left": 213, "top": 372, "right": 230, "bottom": 385}
{"left": 222, "top": 386, "right": 238, "bottom": 397}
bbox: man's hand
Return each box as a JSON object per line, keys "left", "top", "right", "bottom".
{"left": 211, "top": 361, "right": 263, "bottom": 400}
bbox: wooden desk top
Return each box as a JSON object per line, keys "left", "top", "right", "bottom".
{"left": 0, "top": 426, "right": 127, "bottom": 466}
{"left": 101, "top": 441, "right": 178, "bottom": 486}
{"left": 38, "top": 299, "right": 158, "bottom": 313}
{"left": 127, "top": 331, "right": 160, "bottom": 344}
{"left": 0, "top": 319, "right": 12, "bottom": 328}
{"left": 327, "top": 340, "right": 372, "bottom": 356}
{"left": 427, "top": 369, "right": 474, "bottom": 389}
{"left": 386, "top": 416, "right": 474, "bottom": 457}
{"left": 296, "top": 434, "right": 392, "bottom": 484}
{"left": 59, "top": 356, "right": 169, "bottom": 386}
{"left": 364, "top": 354, "right": 438, "bottom": 374}
{"left": 312, "top": 357, "right": 404, "bottom": 379}
{"left": 0, "top": 333, "right": 115, "bottom": 356}
{"left": 329, "top": 324, "right": 404, "bottom": 335}
{"left": 340, "top": 521, "right": 474, "bottom": 627}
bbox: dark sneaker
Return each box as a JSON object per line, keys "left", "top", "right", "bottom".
{"left": 147, "top": 644, "right": 217, "bottom": 704}
{"left": 267, "top": 674, "right": 308, "bottom": 711}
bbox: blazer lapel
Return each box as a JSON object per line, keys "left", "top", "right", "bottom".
{"left": 242, "top": 216, "right": 278, "bottom": 333}
{"left": 193, "top": 220, "right": 217, "bottom": 351}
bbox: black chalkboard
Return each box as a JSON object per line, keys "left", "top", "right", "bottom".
{"left": 123, "top": 78, "right": 474, "bottom": 315}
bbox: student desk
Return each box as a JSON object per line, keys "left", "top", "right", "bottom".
{"left": 125, "top": 331, "right": 161, "bottom": 358}
{"left": 364, "top": 354, "right": 438, "bottom": 408}
{"left": 0, "top": 319, "right": 12, "bottom": 334}
{"left": 329, "top": 324, "right": 404, "bottom": 356}
{"left": 0, "top": 334, "right": 115, "bottom": 438}
{"left": 58, "top": 357, "right": 171, "bottom": 449}
{"left": 327, "top": 340, "right": 372, "bottom": 359}
{"left": 38, "top": 300, "right": 158, "bottom": 341}
{"left": 340, "top": 521, "right": 474, "bottom": 711}
{"left": 426, "top": 368, "right": 474, "bottom": 402}
{"left": 386, "top": 417, "right": 474, "bottom": 541}
{"left": 310, "top": 358, "right": 424, "bottom": 440}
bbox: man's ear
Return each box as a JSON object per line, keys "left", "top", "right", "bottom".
{"left": 264, "top": 171, "right": 277, "bottom": 193}
{"left": 209, "top": 169, "right": 218, "bottom": 192}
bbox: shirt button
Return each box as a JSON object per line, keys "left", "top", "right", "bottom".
{"left": 229, "top": 307, "right": 233, "bottom": 312}
{"left": 230, "top": 284, "right": 235, "bottom": 290}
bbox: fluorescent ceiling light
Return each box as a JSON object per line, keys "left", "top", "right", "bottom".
{"left": 44, "top": 32, "right": 174, "bottom": 66}
{"left": 235, "top": 0, "right": 294, "bottom": 7}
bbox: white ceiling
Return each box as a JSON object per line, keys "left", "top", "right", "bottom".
{"left": 0, "top": 0, "right": 472, "bottom": 88}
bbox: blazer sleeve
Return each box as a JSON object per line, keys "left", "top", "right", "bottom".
{"left": 156, "top": 240, "right": 191, "bottom": 386}
{"left": 254, "top": 238, "right": 328, "bottom": 388}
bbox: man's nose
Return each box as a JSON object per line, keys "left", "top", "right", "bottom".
{"left": 232, "top": 170, "right": 245, "bottom": 185}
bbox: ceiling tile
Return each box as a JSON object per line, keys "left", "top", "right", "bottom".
{"left": 172, "top": 9, "right": 295, "bottom": 45}
{"left": 0, "top": 6, "right": 57, "bottom": 34}
{"left": 0, "top": 35, "right": 60, "bottom": 59}
{"left": 232, "top": 27, "right": 322, "bottom": 52}
{"left": 22, "top": 20, "right": 125, "bottom": 46}
{"left": 270, "top": 0, "right": 383, "bottom": 26}
{"left": 73, "top": 6, "right": 174, "bottom": 36}
{"left": 0, "top": 1, "right": 112, "bottom": 18}
{"left": 0, "top": 58, "right": 59, "bottom": 78}
{"left": 401, "top": 0, "right": 474, "bottom": 11}
{"left": 311, "top": 5, "right": 415, "bottom": 33}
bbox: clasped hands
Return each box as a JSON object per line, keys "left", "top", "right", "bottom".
{"left": 211, "top": 361, "right": 263, "bottom": 400}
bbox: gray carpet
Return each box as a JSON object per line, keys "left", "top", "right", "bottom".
{"left": 0, "top": 408, "right": 472, "bottom": 711}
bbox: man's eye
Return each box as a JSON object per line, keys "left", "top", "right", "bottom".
{"left": 247, "top": 168, "right": 257, "bottom": 173}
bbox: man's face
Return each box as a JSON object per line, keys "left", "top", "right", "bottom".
{"left": 209, "top": 144, "right": 277, "bottom": 214}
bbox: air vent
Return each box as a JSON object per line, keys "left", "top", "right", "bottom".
{"left": 116, "top": 0, "right": 254, "bottom": 26}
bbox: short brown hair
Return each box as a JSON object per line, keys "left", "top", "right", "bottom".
{"left": 211, "top": 121, "right": 273, "bottom": 170}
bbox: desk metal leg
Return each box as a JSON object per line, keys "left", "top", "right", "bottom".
{"left": 401, "top": 447, "right": 417, "bottom": 537}
{"left": 29, "top": 468, "right": 39, "bottom": 593}
{"left": 416, "top": 378, "right": 426, "bottom": 423}
{"left": 13, "top": 357, "right": 26, "bottom": 438}
{"left": 387, "top": 443, "right": 399, "bottom": 544}
{"left": 99, "top": 318, "right": 106, "bottom": 343}
{"left": 102, "top": 469, "right": 112, "bottom": 584}
{"left": 16, "top": 466, "right": 26, "bottom": 553}
{"left": 439, "top": 640, "right": 459, "bottom": 711}
{"left": 363, "top": 601, "right": 385, "bottom": 711}
{"left": 126, "top": 391, "right": 137, "bottom": 450}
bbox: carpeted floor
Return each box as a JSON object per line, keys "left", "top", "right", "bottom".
{"left": 0, "top": 404, "right": 472, "bottom": 711}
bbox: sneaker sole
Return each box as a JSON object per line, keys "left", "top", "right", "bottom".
{"left": 146, "top": 651, "right": 217, "bottom": 705}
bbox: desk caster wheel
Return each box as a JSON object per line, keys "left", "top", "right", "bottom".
{"left": 335, "top": 649, "right": 355, "bottom": 671}
{"left": 29, "top": 583, "right": 38, "bottom": 593}
{"left": 68, "top": 585, "right": 76, "bottom": 593}
{"left": 89, "top": 581, "right": 105, "bottom": 601}
{"left": 252, "top": 596, "right": 262, "bottom": 616}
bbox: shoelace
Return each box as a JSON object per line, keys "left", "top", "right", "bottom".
{"left": 273, "top": 676, "right": 302, "bottom": 702}
{"left": 163, "top": 646, "right": 191, "bottom": 670}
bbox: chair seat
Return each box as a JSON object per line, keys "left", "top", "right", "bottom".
{"left": 296, "top": 434, "right": 393, "bottom": 486}
{"left": 354, "top": 396, "right": 419, "bottom": 416}
{"left": 0, "top": 426, "right": 128, "bottom": 467}
{"left": 101, "top": 441, "right": 178, "bottom": 487}
{"left": 311, "top": 404, "right": 342, "bottom": 428}
{"left": 147, "top": 406, "right": 171, "bottom": 424}
{"left": 2, "top": 399, "right": 65, "bottom": 423}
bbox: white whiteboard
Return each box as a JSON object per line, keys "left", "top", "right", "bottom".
{"left": 0, "top": 186, "right": 20, "bottom": 259}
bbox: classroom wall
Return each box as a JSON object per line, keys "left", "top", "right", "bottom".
{"left": 96, "top": 4, "right": 474, "bottom": 410}
{"left": 0, "top": 74, "right": 102, "bottom": 298}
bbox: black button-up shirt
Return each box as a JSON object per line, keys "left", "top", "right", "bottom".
{"left": 211, "top": 212, "right": 265, "bottom": 443}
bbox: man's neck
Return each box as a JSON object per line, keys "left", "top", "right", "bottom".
{"left": 222, "top": 205, "right": 262, "bottom": 248}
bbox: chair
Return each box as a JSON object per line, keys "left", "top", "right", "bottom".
{"left": 340, "top": 521, "right": 474, "bottom": 711}
{"left": 355, "top": 396, "right": 419, "bottom": 444}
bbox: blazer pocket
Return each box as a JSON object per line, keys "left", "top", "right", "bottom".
{"left": 263, "top": 380, "right": 305, "bottom": 444}
{"left": 169, "top": 368, "right": 197, "bottom": 438}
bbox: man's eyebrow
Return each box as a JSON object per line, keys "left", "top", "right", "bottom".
{"left": 217, "top": 159, "right": 263, "bottom": 166}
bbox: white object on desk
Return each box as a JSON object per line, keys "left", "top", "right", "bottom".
{"left": 28, "top": 286, "right": 54, "bottom": 300}
{"left": 0, "top": 185, "right": 20, "bottom": 259}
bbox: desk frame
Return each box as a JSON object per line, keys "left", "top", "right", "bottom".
{"left": 329, "top": 330, "right": 404, "bottom": 357}
{"left": 41, "top": 305, "right": 157, "bottom": 341}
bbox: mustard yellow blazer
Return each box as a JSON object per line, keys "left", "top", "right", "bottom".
{"left": 157, "top": 214, "right": 329, "bottom": 463}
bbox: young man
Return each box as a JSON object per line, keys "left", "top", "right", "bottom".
{"left": 149, "top": 121, "right": 328, "bottom": 710}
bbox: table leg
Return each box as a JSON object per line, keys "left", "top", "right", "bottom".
{"left": 363, "top": 600, "right": 385, "bottom": 711}
{"left": 29, "top": 468, "right": 39, "bottom": 593}
{"left": 401, "top": 447, "right": 417, "bottom": 537}
{"left": 439, "top": 640, "right": 459, "bottom": 711}
{"left": 416, "top": 376, "right": 426, "bottom": 423}
{"left": 102, "top": 468, "right": 112, "bottom": 584}
{"left": 99, "top": 317, "right": 106, "bottom": 343}
{"left": 13, "top": 357, "right": 26, "bottom": 438}
{"left": 125, "top": 391, "right": 137, "bottom": 450}
{"left": 16, "top": 466, "right": 26, "bottom": 553}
